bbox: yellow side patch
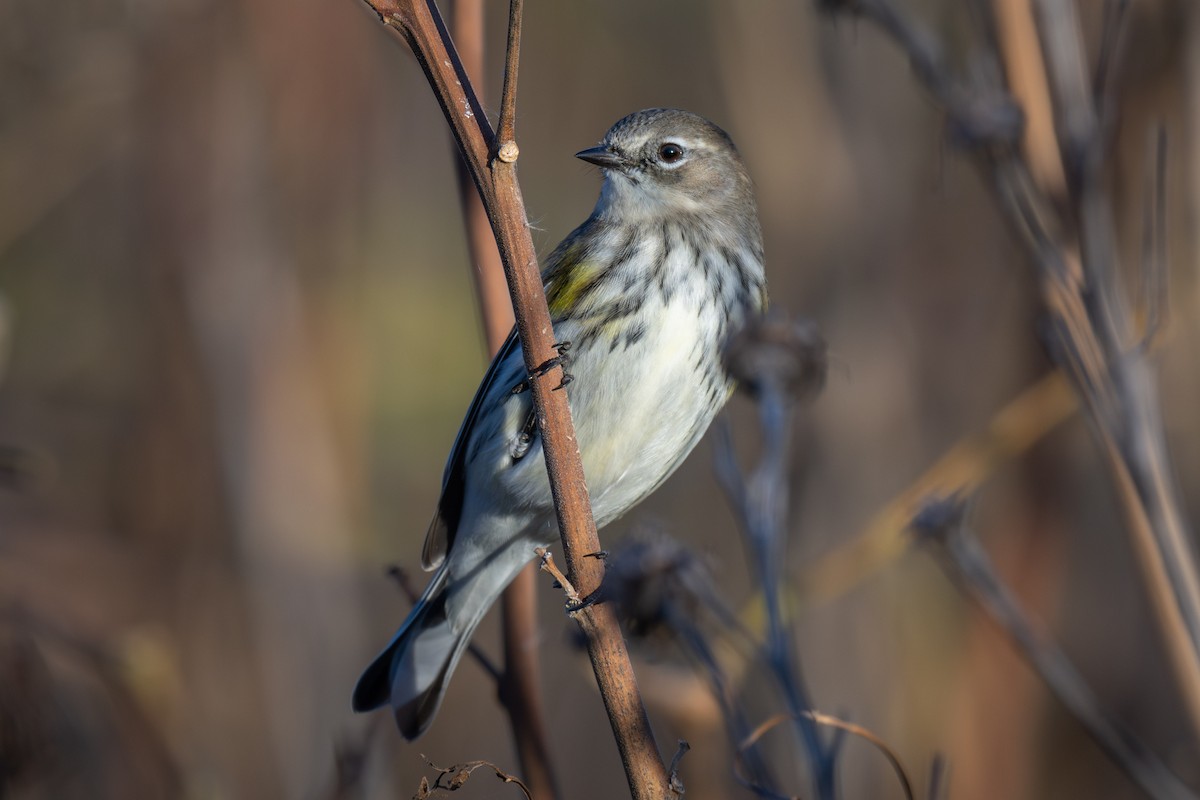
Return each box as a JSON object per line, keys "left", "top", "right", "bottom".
{"left": 546, "top": 258, "right": 603, "bottom": 317}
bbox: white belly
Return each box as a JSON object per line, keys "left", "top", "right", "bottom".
{"left": 487, "top": 289, "right": 725, "bottom": 534}
{"left": 572, "top": 299, "right": 718, "bottom": 525}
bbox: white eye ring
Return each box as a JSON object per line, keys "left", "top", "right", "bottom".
{"left": 658, "top": 142, "right": 686, "bottom": 167}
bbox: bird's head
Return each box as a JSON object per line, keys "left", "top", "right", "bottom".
{"left": 577, "top": 108, "right": 755, "bottom": 223}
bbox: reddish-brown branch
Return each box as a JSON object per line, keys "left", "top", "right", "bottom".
{"left": 451, "top": 0, "right": 515, "bottom": 349}
{"left": 449, "top": 3, "right": 555, "bottom": 798}
{"left": 363, "top": 1, "right": 670, "bottom": 796}
{"left": 497, "top": 568, "right": 558, "bottom": 799}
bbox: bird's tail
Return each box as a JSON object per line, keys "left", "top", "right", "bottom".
{"left": 352, "top": 539, "right": 534, "bottom": 739}
{"left": 351, "top": 563, "right": 460, "bottom": 739}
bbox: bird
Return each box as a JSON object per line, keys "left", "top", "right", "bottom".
{"left": 353, "top": 108, "right": 767, "bottom": 739}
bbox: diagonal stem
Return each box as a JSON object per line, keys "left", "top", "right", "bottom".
{"left": 916, "top": 505, "right": 1196, "bottom": 800}
{"left": 449, "top": 2, "right": 556, "bottom": 797}
{"left": 360, "top": 1, "right": 670, "bottom": 796}
{"left": 817, "top": 0, "right": 1200, "bottom": 749}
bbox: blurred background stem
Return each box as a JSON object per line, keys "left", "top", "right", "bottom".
{"left": 449, "top": 2, "right": 558, "bottom": 798}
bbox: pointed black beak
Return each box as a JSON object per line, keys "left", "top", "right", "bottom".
{"left": 575, "top": 145, "right": 624, "bottom": 169}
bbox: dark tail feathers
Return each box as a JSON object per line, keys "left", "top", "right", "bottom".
{"left": 351, "top": 574, "right": 466, "bottom": 740}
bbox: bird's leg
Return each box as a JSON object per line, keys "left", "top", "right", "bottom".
{"left": 509, "top": 408, "right": 539, "bottom": 461}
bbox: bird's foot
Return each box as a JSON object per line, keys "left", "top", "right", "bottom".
{"left": 531, "top": 341, "right": 573, "bottom": 391}
{"left": 566, "top": 589, "right": 603, "bottom": 615}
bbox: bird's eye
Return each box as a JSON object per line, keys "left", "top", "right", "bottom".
{"left": 658, "top": 142, "right": 685, "bottom": 164}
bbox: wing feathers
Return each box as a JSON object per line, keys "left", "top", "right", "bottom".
{"left": 419, "top": 330, "right": 522, "bottom": 569}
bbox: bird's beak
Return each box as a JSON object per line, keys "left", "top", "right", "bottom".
{"left": 575, "top": 145, "right": 624, "bottom": 169}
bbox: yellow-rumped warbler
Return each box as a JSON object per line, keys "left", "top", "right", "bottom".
{"left": 353, "top": 108, "right": 767, "bottom": 739}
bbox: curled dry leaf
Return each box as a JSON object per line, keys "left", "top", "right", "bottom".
{"left": 415, "top": 758, "right": 533, "bottom": 799}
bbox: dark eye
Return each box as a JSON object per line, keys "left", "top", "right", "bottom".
{"left": 658, "top": 142, "right": 684, "bottom": 163}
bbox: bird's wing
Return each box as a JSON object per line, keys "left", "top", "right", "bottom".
{"left": 420, "top": 221, "right": 602, "bottom": 570}
{"left": 421, "top": 328, "right": 522, "bottom": 570}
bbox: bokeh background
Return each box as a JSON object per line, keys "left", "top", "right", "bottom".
{"left": 2, "top": 0, "right": 1199, "bottom": 797}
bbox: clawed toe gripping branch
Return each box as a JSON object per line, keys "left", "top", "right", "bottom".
{"left": 511, "top": 341, "right": 573, "bottom": 395}
{"left": 532, "top": 341, "right": 573, "bottom": 391}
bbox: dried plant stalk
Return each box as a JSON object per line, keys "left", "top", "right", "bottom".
{"left": 448, "top": 2, "right": 556, "bottom": 797}
{"left": 819, "top": 0, "right": 1200, "bottom": 744}
{"left": 358, "top": 0, "right": 670, "bottom": 796}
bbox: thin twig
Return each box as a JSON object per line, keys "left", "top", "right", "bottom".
{"left": 1138, "top": 124, "right": 1169, "bottom": 349}
{"left": 496, "top": 0, "right": 521, "bottom": 157}
{"left": 328, "top": 716, "right": 382, "bottom": 800}
{"left": 1092, "top": 0, "right": 1130, "bottom": 135}
{"left": 989, "top": 0, "right": 1066, "bottom": 197}
{"left": 667, "top": 740, "right": 689, "bottom": 798}
{"left": 497, "top": 566, "right": 558, "bottom": 800}
{"left": 599, "top": 529, "right": 778, "bottom": 790}
{"left": 737, "top": 711, "right": 916, "bottom": 800}
{"left": 535, "top": 548, "right": 580, "bottom": 606}
{"left": 417, "top": 757, "right": 534, "bottom": 799}
{"left": 450, "top": 0, "right": 515, "bottom": 349}
{"left": 679, "top": 622, "right": 778, "bottom": 791}
{"left": 926, "top": 755, "right": 947, "bottom": 800}
{"left": 714, "top": 414, "right": 831, "bottom": 791}
{"left": 913, "top": 500, "right": 1197, "bottom": 800}
{"left": 717, "top": 317, "right": 835, "bottom": 799}
{"left": 361, "top": 1, "right": 669, "bottom": 795}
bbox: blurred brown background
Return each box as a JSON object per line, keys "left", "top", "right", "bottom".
{"left": 1, "top": 0, "right": 1199, "bottom": 797}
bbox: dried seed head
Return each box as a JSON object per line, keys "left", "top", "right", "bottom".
{"left": 599, "top": 526, "right": 718, "bottom": 642}
{"left": 723, "top": 314, "right": 827, "bottom": 403}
